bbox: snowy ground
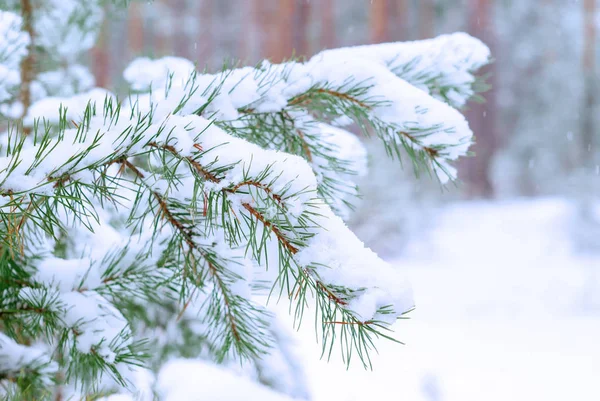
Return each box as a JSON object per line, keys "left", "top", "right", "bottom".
{"left": 291, "top": 198, "right": 600, "bottom": 401}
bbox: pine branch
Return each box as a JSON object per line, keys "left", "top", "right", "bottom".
{"left": 0, "top": 9, "right": 491, "bottom": 394}
{"left": 114, "top": 150, "right": 270, "bottom": 360}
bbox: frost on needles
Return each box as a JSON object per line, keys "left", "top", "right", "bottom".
{"left": 0, "top": 2, "right": 490, "bottom": 399}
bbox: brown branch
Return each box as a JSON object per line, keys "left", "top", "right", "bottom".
{"left": 323, "top": 320, "right": 373, "bottom": 326}
{"left": 153, "top": 189, "right": 195, "bottom": 248}
{"left": 238, "top": 192, "right": 348, "bottom": 309}
{"left": 207, "top": 260, "right": 241, "bottom": 342}
{"left": 288, "top": 88, "right": 372, "bottom": 109}
{"left": 121, "top": 147, "right": 348, "bottom": 316}
{"left": 241, "top": 88, "right": 371, "bottom": 115}
{"left": 152, "top": 142, "right": 288, "bottom": 211}
{"left": 6, "top": 194, "right": 42, "bottom": 257}
{"left": 296, "top": 129, "right": 313, "bottom": 162}
{"left": 15, "top": 195, "right": 38, "bottom": 234}
{"left": 242, "top": 203, "right": 298, "bottom": 254}
{"left": 118, "top": 158, "right": 145, "bottom": 180}
{"left": 399, "top": 131, "right": 440, "bottom": 158}
{"left": 116, "top": 157, "right": 240, "bottom": 343}
{"left": 176, "top": 284, "right": 198, "bottom": 322}
{"left": 186, "top": 155, "right": 222, "bottom": 183}
{"left": 174, "top": 146, "right": 349, "bottom": 310}
{"left": 424, "top": 147, "right": 440, "bottom": 158}
{"left": 49, "top": 174, "right": 71, "bottom": 189}
{"left": 238, "top": 107, "right": 255, "bottom": 114}
{"left": 225, "top": 180, "right": 283, "bottom": 205}
{"left": 292, "top": 269, "right": 349, "bottom": 309}
{"left": 0, "top": 277, "right": 30, "bottom": 287}
{"left": 114, "top": 158, "right": 195, "bottom": 250}
{"left": 147, "top": 141, "right": 222, "bottom": 183}
{"left": 0, "top": 304, "right": 50, "bottom": 317}
{"left": 316, "top": 281, "right": 348, "bottom": 306}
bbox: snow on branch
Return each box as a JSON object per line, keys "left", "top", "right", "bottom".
{"left": 0, "top": 97, "right": 413, "bottom": 372}
{"left": 124, "top": 34, "right": 490, "bottom": 217}
{"left": 293, "top": 55, "right": 476, "bottom": 182}
{"left": 315, "top": 32, "right": 492, "bottom": 108}
{"left": 0, "top": 333, "right": 56, "bottom": 383}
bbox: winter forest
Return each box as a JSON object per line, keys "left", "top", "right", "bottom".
{"left": 0, "top": 1, "right": 598, "bottom": 401}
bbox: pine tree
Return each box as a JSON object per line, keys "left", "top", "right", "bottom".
{"left": 0, "top": 1, "right": 490, "bottom": 400}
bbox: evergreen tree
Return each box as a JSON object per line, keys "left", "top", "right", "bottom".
{"left": 0, "top": 2, "right": 490, "bottom": 399}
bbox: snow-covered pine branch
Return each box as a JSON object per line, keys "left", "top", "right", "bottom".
{"left": 316, "top": 32, "right": 491, "bottom": 108}
{"left": 0, "top": 1, "right": 490, "bottom": 399}
{"left": 125, "top": 32, "right": 490, "bottom": 218}
{"left": 0, "top": 101, "right": 412, "bottom": 359}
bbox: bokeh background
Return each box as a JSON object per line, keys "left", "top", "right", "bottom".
{"left": 91, "top": 0, "right": 598, "bottom": 199}
{"left": 91, "top": 1, "right": 600, "bottom": 400}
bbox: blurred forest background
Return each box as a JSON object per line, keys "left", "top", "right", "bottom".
{"left": 90, "top": 0, "right": 599, "bottom": 253}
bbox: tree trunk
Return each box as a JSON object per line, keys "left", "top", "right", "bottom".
{"left": 127, "top": 2, "right": 144, "bottom": 59}
{"left": 418, "top": 0, "right": 435, "bottom": 39}
{"left": 91, "top": 6, "right": 110, "bottom": 88}
{"left": 388, "top": 0, "right": 411, "bottom": 41}
{"left": 251, "top": 0, "right": 263, "bottom": 59}
{"left": 292, "top": 0, "right": 311, "bottom": 58}
{"left": 19, "top": 0, "right": 35, "bottom": 133}
{"left": 172, "top": 0, "right": 190, "bottom": 59}
{"left": 581, "top": 0, "right": 597, "bottom": 167}
{"left": 254, "top": 0, "right": 279, "bottom": 61}
{"left": 274, "top": 0, "right": 295, "bottom": 61}
{"left": 320, "top": 0, "right": 336, "bottom": 49}
{"left": 197, "top": 0, "right": 214, "bottom": 67}
{"left": 370, "top": 0, "right": 389, "bottom": 43}
{"left": 575, "top": 0, "right": 599, "bottom": 252}
{"left": 154, "top": 0, "right": 172, "bottom": 57}
{"left": 461, "top": 0, "right": 497, "bottom": 198}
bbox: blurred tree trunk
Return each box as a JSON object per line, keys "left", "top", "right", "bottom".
{"left": 268, "top": 0, "right": 311, "bottom": 61}
{"left": 574, "top": 0, "right": 599, "bottom": 253}
{"left": 154, "top": 0, "right": 171, "bottom": 57}
{"left": 581, "top": 0, "right": 597, "bottom": 167}
{"left": 292, "top": 0, "right": 311, "bottom": 58}
{"left": 127, "top": 2, "right": 144, "bottom": 59}
{"left": 583, "top": 0, "right": 597, "bottom": 74}
{"left": 462, "top": 0, "right": 497, "bottom": 198}
{"left": 418, "top": 0, "right": 435, "bottom": 39}
{"left": 172, "top": 0, "right": 190, "bottom": 58}
{"left": 254, "top": 0, "right": 279, "bottom": 60}
{"left": 19, "top": 0, "right": 35, "bottom": 131}
{"left": 370, "top": 0, "right": 389, "bottom": 43}
{"left": 92, "top": 4, "right": 110, "bottom": 88}
{"left": 242, "top": 0, "right": 258, "bottom": 63}
{"left": 252, "top": 0, "right": 265, "bottom": 58}
{"left": 197, "top": 0, "right": 213, "bottom": 67}
{"left": 389, "top": 0, "right": 410, "bottom": 41}
{"left": 240, "top": 0, "right": 255, "bottom": 63}
{"left": 274, "top": 0, "right": 295, "bottom": 61}
{"left": 320, "top": 0, "right": 336, "bottom": 49}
